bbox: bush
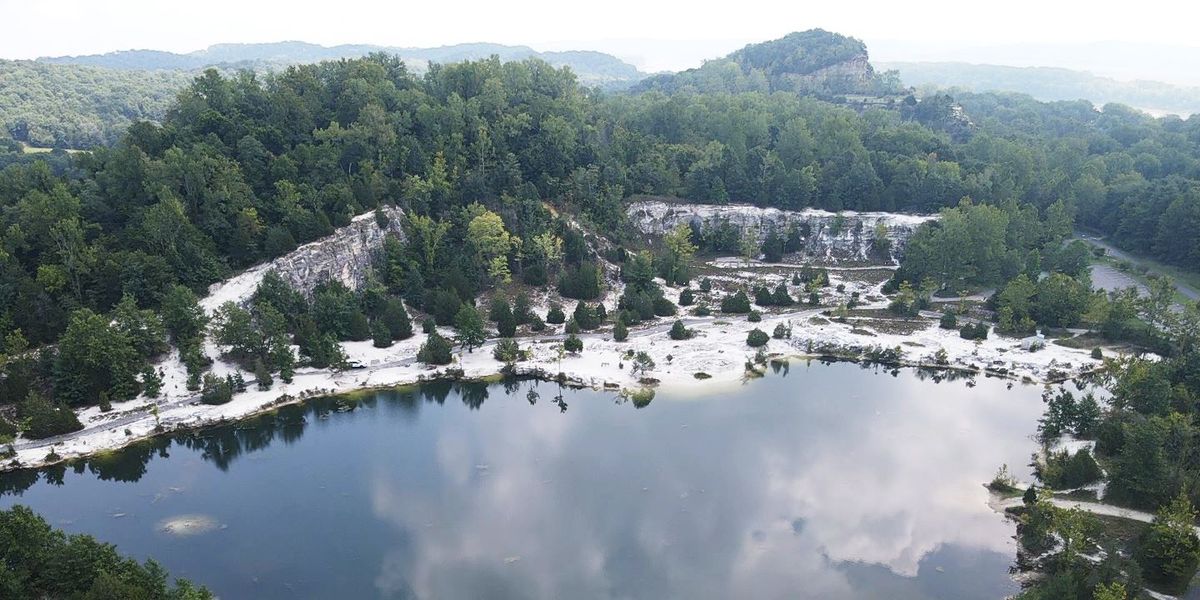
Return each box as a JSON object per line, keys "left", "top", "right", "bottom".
{"left": 652, "top": 297, "right": 677, "bottom": 317}
{"left": 372, "top": 320, "right": 393, "bottom": 348}
{"left": 1137, "top": 495, "right": 1200, "bottom": 593}
{"left": 960, "top": 322, "right": 988, "bottom": 340}
{"left": 721, "top": 290, "right": 751, "bottom": 313}
{"left": 746, "top": 328, "right": 770, "bottom": 347}
{"left": 18, "top": 391, "right": 83, "bottom": 439}
{"left": 1091, "top": 347, "right": 1104, "bottom": 359}
{"left": 692, "top": 304, "right": 711, "bottom": 317}
{"left": 546, "top": 303, "right": 566, "bottom": 324}
{"left": 347, "top": 311, "right": 371, "bottom": 341}
{"left": 565, "top": 319, "right": 581, "bottom": 334}
{"left": 669, "top": 320, "right": 693, "bottom": 340}
{"left": 529, "top": 314, "right": 546, "bottom": 332}
{"left": 807, "top": 291, "right": 820, "bottom": 306}
{"left": 422, "top": 317, "right": 437, "bottom": 333}
{"left": 573, "top": 301, "right": 600, "bottom": 330}
{"left": 748, "top": 310, "right": 762, "bottom": 322}
{"left": 939, "top": 310, "right": 957, "bottom": 329}
{"left": 773, "top": 323, "right": 791, "bottom": 339}
{"left": 1037, "top": 448, "right": 1103, "bottom": 489}
{"left": 564, "top": 334, "right": 583, "bottom": 353}
{"left": 493, "top": 339, "right": 522, "bottom": 363}
{"left": 417, "top": 331, "right": 453, "bottom": 365}
{"left": 699, "top": 278, "right": 712, "bottom": 292}
{"left": 613, "top": 320, "right": 628, "bottom": 342}
{"left": 382, "top": 299, "right": 413, "bottom": 340}
{"left": 200, "top": 374, "right": 234, "bottom": 405}
{"left": 679, "top": 288, "right": 695, "bottom": 306}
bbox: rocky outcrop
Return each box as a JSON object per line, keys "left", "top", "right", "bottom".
{"left": 202, "top": 207, "right": 405, "bottom": 310}
{"left": 267, "top": 207, "right": 405, "bottom": 296}
{"left": 627, "top": 200, "right": 936, "bottom": 263}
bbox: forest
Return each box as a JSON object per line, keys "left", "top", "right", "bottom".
{"left": 0, "top": 28, "right": 1199, "bottom": 599}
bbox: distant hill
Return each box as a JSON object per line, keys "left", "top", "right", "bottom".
{"left": 882, "top": 61, "right": 1200, "bottom": 117}
{"left": 635, "top": 29, "right": 904, "bottom": 98}
{"left": 38, "top": 41, "right": 645, "bottom": 88}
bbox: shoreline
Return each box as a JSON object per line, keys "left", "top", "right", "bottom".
{"left": 5, "top": 302, "right": 1106, "bottom": 473}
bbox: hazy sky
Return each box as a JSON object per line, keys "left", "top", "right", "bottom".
{"left": 2, "top": 0, "right": 1198, "bottom": 74}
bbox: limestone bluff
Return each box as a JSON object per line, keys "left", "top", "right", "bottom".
{"left": 626, "top": 199, "right": 937, "bottom": 263}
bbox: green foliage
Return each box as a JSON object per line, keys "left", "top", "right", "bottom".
{"left": 773, "top": 322, "right": 792, "bottom": 339}
{"left": 54, "top": 308, "right": 143, "bottom": 406}
{"left": 631, "top": 351, "right": 655, "bottom": 376}
{"left": 199, "top": 374, "right": 233, "bottom": 405}
{"left": 563, "top": 334, "right": 583, "bottom": 354}
{"left": 960, "top": 322, "right": 989, "bottom": 340}
{"left": 453, "top": 305, "right": 487, "bottom": 352}
{"left": 1037, "top": 448, "right": 1103, "bottom": 489}
{"left": 492, "top": 339, "right": 523, "bottom": 363}
{"left": 669, "top": 320, "right": 693, "bottom": 340}
{"left": 417, "top": 331, "right": 453, "bottom": 365}
{"left": 678, "top": 288, "right": 695, "bottom": 306}
{"left": 0, "top": 505, "right": 212, "bottom": 598}
{"left": 18, "top": 391, "right": 82, "bottom": 439}
{"left": 746, "top": 328, "right": 770, "bottom": 347}
{"left": 1137, "top": 495, "right": 1200, "bottom": 593}
{"left": 613, "top": 319, "right": 629, "bottom": 342}
{"left": 721, "top": 290, "right": 752, "bottom": 314}
{"left": 382, "top": 298, "right": 413, "bottom": 341}
{"left": 939, "top": 310, "right": 958, "bottom": 329}
{"left": 546, "top": 304, "right": 566, "bottom": 325}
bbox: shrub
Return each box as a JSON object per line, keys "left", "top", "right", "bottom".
{"left": 493, "top": 339, "right": 522, "bottom": 363}
{"left": 565, "top": 319, "right": 581, "bottom": 334}
{"left": 418, "top": 331, "right": 453, "bottom": 365}
{"left": 200, "top": 374, "right": 234, "bottom": 405}
{"left": 1137, "top": 495, "right": 1200, "bottom": 593}
{"left": 528, "top": 314, "right": 546, "bottom": 332}
{"left": 748, "top": 310, "right": 762, "bottom": 322}
{"left": 746, "top": 328, "right": 769, "bottom": 347}
{"left": 807, "top": 291, "right": 820, "bottom": 306}
{"left": 679, "top": 288, "right": 695, "bottom": 306}
{"left": 669, "top": 320, "right": 693, "bottom": 340}
{"left": 960, "top": 322, "right": 988, "bottom": 340}
{"left": 18, "top": 392, "right": 83, "bottom": 439}
{"left": 372, "top": 320, "right": 393, "bottom": 348}
{"left": 573, "top": 301, "right": 600, "bottom": 330}
{"left": 721, "top": 290, "right": 751, "bottom": 313}
{"left": 546, "top": 303, "right": 566, "bottom": 324}
{"left": 692, "top": 304, "right": 712, "bottom": 317}
{"left": 422, "top": 317, "right": 437, "bottom": 334}
{"left": 382, "top": 298, "right": 413, "bottom": 340}
{"left": 1091, "top": 347, "right": 1104, "bottom": 359}
{"left": 939, "top": 310, "right": 957, "bottom": 329}
{"left": 699, "top": 278, "right": 712, "bottom": 292}
{"left": 631, "top": 351, "right": 655, "bottom": 375}
{"left": 613, "top": 320, "right": 629, "bottom": 342}
{"left": 773, "top": 323, "right": 791, "bottom": 339}
{"left": 1037, "top": 448, "right": 1103, "bottom": 489}
{"left": 564, "top": 334, "right": 583, "bottom": 353}
{"left": 652, "top": 297, "right": 677, "bottom": 317}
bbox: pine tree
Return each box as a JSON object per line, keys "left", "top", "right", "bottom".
{"left": 254, "top": 359, "right": 273, "bottom": 391}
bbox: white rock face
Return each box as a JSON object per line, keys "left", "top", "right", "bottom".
{"left": 267, "top": 207, "right": 406, "bottom": 296}
{"left": 203, "top": 206, "right": 405, "bottom": 310}
{"left": 627, "top": 200, "right": 937, "bottom": 262}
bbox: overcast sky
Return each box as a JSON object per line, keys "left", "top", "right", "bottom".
{"left": 3, "top": 0, "right": 1198, "bottom": 76}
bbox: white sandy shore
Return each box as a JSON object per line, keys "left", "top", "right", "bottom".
{"left": 8, "top": 269, "right": 1107, "bottom": 471}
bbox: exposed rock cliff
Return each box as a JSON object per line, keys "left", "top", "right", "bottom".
{"left": 627, "top": 200, "right": 936, "bottom": 263}
{"left": 202, "top": 207, "right": 404, "bottom": 310}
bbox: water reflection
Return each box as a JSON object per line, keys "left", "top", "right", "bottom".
{"left": 0, "top": 365, "right": 1043, "bottom": 599}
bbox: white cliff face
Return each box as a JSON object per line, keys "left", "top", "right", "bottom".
{"left": 627, "top": 200, "right": 937, "bottom": 262}
{"left": 202, "top": 206, "right": 405, "bottom": 311}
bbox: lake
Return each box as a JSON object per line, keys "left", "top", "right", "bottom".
{"left": 1, "top": 362, "right": 1047, "bottom": 599}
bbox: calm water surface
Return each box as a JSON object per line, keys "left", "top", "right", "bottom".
{"left": 1, "top": 362, "right": 1047, "bottom": 599}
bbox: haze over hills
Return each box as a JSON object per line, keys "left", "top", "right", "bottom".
{"left": 37, "top": 40, "right": 646, "bottom": 86}
{"left": 880, "top": 62, "right": 1200, "bottom": 117}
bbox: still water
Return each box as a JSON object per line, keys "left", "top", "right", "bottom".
{"left": 1, "top": 362, "right": 1047, "bottom": 599}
